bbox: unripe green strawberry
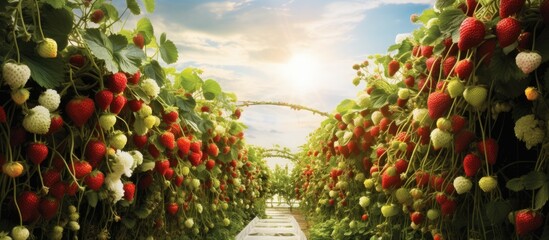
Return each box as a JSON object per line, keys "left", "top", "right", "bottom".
{"left": 395, "top": 187, "right": 411, "bottom": 204}
{"left": 359, "top": 196, "right": 370, "bottom": 207}
{"left": 381, "top": 204, "right": 399, "bottom": 217}
{"left": 515, "top": 51, "right": 542, "bottom": 74}
{"left": 478, "top": 176, "right": 497, "bottom": 192}
{"left": 436, "top": 117, "right": 452, "bottom": 131}
{"left": 447, "top": 79, "right": 464, "bottom": 98}
{"left": 37, "top": 38, "right": 58, "bottom": 58}
{"left": 99, "top": 113, "right": 117, "bottom": 131}
{"left": 11, "top": 226, "right": 29, "bottom": 240}
{"left": 223, "top": 218, "right": 231, "bottom": 226}
{"left": 109, "top": 131, "right": 127, "bottom": 149}
{"left": 453, "top": 176, "right": 472, "bottom": 194}
{"left": 2, "top": 62, "right": 30, "bottom": 89}
{"left": 427, "top": 209, "right": 440, "bottom": 220}
{"left": 430, "top": 128, "right": 452, "bottom": 149}
{"left": 144, "top": 115, "right": 156, "bottom": 129}
{"left": 398, "top": 88, "right": 410, "bottom": 99}
{"left": 184, "top": 218, "right": 194, "bottom": 228}
{"left": 11, "top": 88, "right": 30, "bottom": 105}
{"left": 463, "top": 86, "right": 487, "bottom": 108}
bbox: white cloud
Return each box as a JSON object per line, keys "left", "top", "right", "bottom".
{"left": 199, "top": 0, "right": 253, "bottom": 17}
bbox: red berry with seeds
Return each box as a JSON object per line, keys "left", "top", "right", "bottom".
{"left": 66, "top": 96, "right": 95, "bottom": 127}
{"left": 166, "top": 203, "right": 179, "bottom": 215}
{"left": 90, "top": 9, "right": 104, "bottom": 23}
{"left": 123, "top": 182, "right": 136, "bottom": 202}
{"left": 17, "top": 191, "right": 40, "bottom": 222}
{"left": 495, "top": 17, "right": 521, "bottom": 48}
{"left": 27, "top": 142, "right": 48, "bottom": 165}
{"left": 85, "top": 170, "right": 105, "bottom": 191}
{"left": 515, "top": 209, "right": 543, "bottom": 236}
{"left": 69, "top": 54, "right": 86, "bottom": 68}
{"left": 133, "top": 33, "right": 145, "bottom": 49}
{"left": 163, "top": 110, "right": 179, "bottom": 124}
{"left": 159, "top": 131, "right": 175, "bottom": 150}
{"left": 500, "top": 0, "right": 525, "bottom": 18}
{"left": 427, "top": 92, "right": 452, "bottom": 120}
{"left": 128, "top": 70, "right": 141, "bottom": 84}
{"left": 39, "top": 197, "right": 59, "bottom": 220}
{"left": 69, "top": 160, "right": 92, "bottom": 179}
{"left": 107, "top": 72, "right": 127, "bottom": 94}
{"left": 206, "top": 159, "right": 215, "bottom": 171}
{"left": 86, "top": 140, "right": 107, "bottom": 168}
{"left": 95, "top": 89, "right": 114, "bottom": 111}
{"left": 463, "top": 153, "right": 481, "bottom": 177}
{"left": 455, "top": 59, "right": 474, "bottom": 80}
{"left": 42, "top": 168, "right": 61, "bottom": 187}
{"left": 477, "top": 138, "right": 498, "bottom": 165}
{"left": 458, "top": 17, "right": 486, "bottom": 51}
{"left": 48, "top": 114, "right": 64, "bottom": 134}
{"left": 133, "top": 134, "right": 148, "bottom": 148}
{"left": 387, "top": 60, "right": 400, "bottom": 77}
{"left": 110, "top": 94, "right": 127, "bottom": 114}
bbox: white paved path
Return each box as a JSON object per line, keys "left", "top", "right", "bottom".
{"left": 236, "top": 207, "right": 307, "bottom": 240}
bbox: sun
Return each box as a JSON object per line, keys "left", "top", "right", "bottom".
{"left": 280, "top": 53, "right": 319, "bottom": 93}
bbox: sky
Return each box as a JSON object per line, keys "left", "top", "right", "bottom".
{"left": 140, "top": 0, "right": 433, "bottom": 169}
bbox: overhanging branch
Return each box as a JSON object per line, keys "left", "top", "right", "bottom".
{"left": 237, "top": 100, "right": 330, "bottom": 117}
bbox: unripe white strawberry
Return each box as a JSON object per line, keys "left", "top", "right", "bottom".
{"left": 11, "top": 226, "right": 29, "bottom": 240}
{"left": 430, "top": 128, "right": 452, "bottom": 149}
{"left": 463, "top": 86, "right": 487, "bottom": 108}
{"left": 381, "top": 204, "right": 399, "bottom": 217}
{"left": 192, "top": 179, "right": 200, "bottom": 189}
{"left": 182, "top": 166, "right": 190, "bottom": 176}
{"left": 38, "top": 89, "right": 61, "bottom": 111}
{"left": 2, "top": 62, "right": 30, "bottom": 89}
{"left": 453, "top": 176, "right": 472, "bottom": 194}
{"left": 109, "top": 131, "right": 127, "bottom": 149}
{"left": 138, "top": 105, "right": 152, "bottom": 118}
{"left": 223, "top": 218, "right": 231, "bottom": 226}
{"left": 144, "top": 115, "right": 156, "bottom": 129}
{"left": 412, "top": 108, "right": 431, "bottom": 126}
{"left": 23, "top": 105, "right": 51, "bottom": 134}
{"left": 11, "top": 88, "right": 30, "bottom": 105}
{"left": 479, "top": 176, "right": 498, "bottom": 192}
{"left": 516, "top": 51, "right": 542, "bottom": 74}
{"left": 395, "top": 187, "right": 412, "bottom": 204}
{"left": 447, "top": 79, "right": 464, "bottom": 98}
{"left": 359, "top": 196, "right": 370, "bottom": 207}
{"left": 99, "top": 113, "right": 117, "bottom": 130}
{"left": 427, "top": 209, "right": 440, "bottom": 220}
{"left": 398, "top": 88, "right": 410, "bottom": 99}
{"left": 184, "top": 218, "right": 194, "bottom": 228}
{"left": 371, "top": 111, "right": 383, "bottom": 125}
{"left": 141, "top": 79, "right": 160, "bottom": 98}
{"left": 436, "top": 117, "right": 452, "bottom": 131}
{"left": 363, "top": 178, "right": 374, "bottom": 189}
{"left": 37, "top": 38, "right": 58, "bottom": 58}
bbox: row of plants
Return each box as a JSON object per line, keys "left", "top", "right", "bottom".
{"left": 293, "top": 0, "right": 549, "bottom": 239}
{"left": 0, "top": 0, "right": 269, "bottom": 239}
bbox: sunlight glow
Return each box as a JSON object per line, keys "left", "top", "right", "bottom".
{"left": 281, "top": 53, "right": 319, "bottom": 93}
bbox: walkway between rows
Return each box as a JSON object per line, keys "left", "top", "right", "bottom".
{"left": 235, "top": 207, "right": 308, "bottom": 240}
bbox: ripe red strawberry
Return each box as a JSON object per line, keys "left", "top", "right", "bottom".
{"left": 411, "top": 211, "right": 424, "bottom": 224}
{"left": 431, "top": 176, "right": 445, "bottom": 191}
{"left": 425, "top": 56, "right": 441, "bottom": 77}
{"left": 69, "top": 54, "right": 86, "bottom": 68}
{"left": 173, "top": 175, "right": 184, "bottom": 187}
{"left": 415, "top": 171, "right": 430, "bottom": 187}
{"left": 442, "top": 37, "right": 458, "bottom": 56}
{"left": 85, "top": 140, "right": 107, "bottom": 168}
{"left": 500, "top": 0, "right": 525, "bottom": 18}
{"left": 404, "top": 75, "right": 415, "bottom": 87}
{"left": 387, "top": 60, "right": 400, "bottom": 77}
{"left": 66, "top": 180, "right": 79, "bottom": 196}
{"left": 458, "top": 17, "right": 486, "bottom": 51}
{"left": 85, "top": 170, "right": 105, "bottom": 191}
{"left": 454, "top": 59, "right": 474, "bottom": 80}
{"left": 123, "top": 182, "right": 136, "bottom": 202}
{"left": 463, "top": 153, "right": 481, "bottom": 177}
{"left": 27, "top": 142, "right": 48, "bottom": 165}
{"left": 48, "top": 114, "right": 64, "bottom": 134}
{"left": 381, "top": 167, "right": 402, "bottom": 189}
{"left": 128, "top": 70, "right": 141, "bottom": 85}
{"left": 133, "top": 134, "right": 148, "bottom": 148}
{"left": 0, "top": 106, "right": 6, "bottom": 123}
{"left": 188, "top": 152, "right": 202, "bottom": 166}
{"left": 159, "top": 131, "right": 175, "bottom": 150}
{"left": 455, "top": 130, "right": 475, "bottom": 153}
{"left": 125, "top": 99, "right": 142, "bottom": 112}
{"left": 476, "top": 38, "right": 496, "bottom": 65}
{"left": 133, "top": 33, "right": 145, "bottom": 49}
{"left": 233, "top": 108, "right": 241, "bottom": 119}
{"left": 69, "top": 160, "right": 92, "bottom": 179}
{"left": 416, "top": 126, "right": 431, "bottom": 145}
{"left": 517, "top": 32, "right": 532, "bottom": 50}
{"left": 465, "top": 0, "right": 479, "bottom": 16}
{"left": 155, "top": 159, "right": 170, "bottom": 175}
{"left": 164, "top": 168, "right": 174, "bottom": 180}
{"left": 190, "top": 141, "right": 202, "bottom": 153}
{"left": 442, "top": 56, "right": 457, "bottom": 77}
{"left": 17, "top": 191, "right": 40, "bottom": 222}
{"left": 435, "top": 192, "right": 448, "bottom": 205}
{"left": 42, "top": 168, "right": 61, "bottom": 187}
{"left": 207, "top": 143, "right": 219, "bottom": 157}
{"left": 90, "top": 9, "right": 104, "bottom": 23}
{"left": 95, "top": 89, "right": 114, "bottom": 111}
{"left": 542, "top": 0, "right": 549, "bottom": 24}
{"left": 66, "top": 96, "right": 95, "bottom": 127}
{"left": 49, "top": 182, "right": 66, "bottom": 199}
{"left": 394, "top": 159, "right": 408, "bottom": 174}
{"left": 206, "top": 159, "right": 216, "bottom": 170}
{"left": 166, "top": 203, "right": 179, "bottom": 215}
{"left": 200, "top": 106, "right": 210, "bottom": 112}
{"left": 162, "top": 110, "right": 179, "bottom": 123}
{"left": 441, "top": 199, "right": 457, "bottom": 217}
{"left": 451, "top": 115, "right": 467, "bottom": 133}
{"left": 148, "top": 144, "right": 161, "bottom": 158}
{"left": 110, "top": 94, "right": 127, "bottom": 114}
{"left": 515, "top": 209, "right": 543, "bottom": 236}
{"left": 421, "top": 45, "right": 434, "bottom": 58}
{"left": 39, "top": 197, "right": 59, "bottom": 220}
{"left": 495, "top": 17, "right": 521, "bottom": 48}
{"left": 477, "top": 138, "right": 498, "bottom": 165}
{"left": 427, "top": 92, "right": 452, "bottom": 119}
{"left": 107, "top": 72, "right": 128, "bottom": 94}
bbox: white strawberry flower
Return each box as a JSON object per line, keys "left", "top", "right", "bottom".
{"left": 514, "top": 114, "right": 545, "bottom": 149}
{"left": 111, "top": 150, "right": 135, "bottom": 177}
{"left": 141, "top": 78, "right": 160, "bottom": 98}
{"left": 38, "top": 89, "right": 61, "bottom": 111}
{"left": 129, "top": 150, "right": 143, "bottom": 169}
{"left": 2, "top": 62, "right": 30, "bottom": 90}
{"left": 105, "top": 174, "right": 124, "bottom": 203}
{"left": 22, "top": 105, "right": 51, "bottom": 134}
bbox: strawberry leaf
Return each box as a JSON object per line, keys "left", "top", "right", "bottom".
{"left": 177, "top": 68, "right": 204, "bottom": 92}
{"left": 40, "top": 5, "right": 73, "bottom": 50}
{"left": 83, "top": 28, "right": 117, "bottom": 73}
{"left": 100, "top": 3, "right": 119, "bottom": 21}
{"left": 506, "top": 177, "right": 524, "bottom": 191}
{"left": 86, "top": 190, "right": 98, "bottom": 208}
{"left": 143, "top": 60, "right": 166, "bottom": 87}
{"left": 126, "top": 0, "right": 141, "bottom": 15}
{"left": 435, "top": 0, "right": 455, "bottom": 9}
{"left": 203, "top": 79, "right": 222, "bottom": 100}
{"left": 143, "top": 0, "right": 155, "bottom": 13}
{"left": 42, "top": 0, "right": 64, "bottom": 9}
{"left": 136, "top": 17, "right": 154, "bottom": 44}
{"left": 438, "top": 8, "right": 466, "bottom": 36}
{"left": 159, "top": 33, "right": 178, "bottom": 64}
{"left": 486, "top": 200, "right": 511, "bottom": 225}
{"left": 418, "top": 9, "right": 437, "bottom": 25}
{"left": 370, "top": 88, "right": 390, "bottom": 109}
{"left": 535, "top": 184, "right": 549, "bottom": 210}
{"left": 336, "top": 99, "right": 357, "bottom": 114}
{"left": 421, "top": 26, "right": 441, "bottom": 45}
{"left": 522, "top": 171, "right": 548, "bottom": 190}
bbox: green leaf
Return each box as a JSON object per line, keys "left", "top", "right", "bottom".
{"left": 522, "top": 171, "right": 548, "bottom": 190}
{"left": 438, "top": 8, "right": 466, "bottom": 36}
{"left": 418, "top": 9, "right": 437, "bottom": 25}
{"left": 101, "top": 3, "right": 119, "bottom": 21}
{"left": 115, "top": 44, "right": 146, "bottom": 74}
{"left": 136, "top": 17, "right": 154, "bottom": 44}
{"left": 422, "top": 26, "right": 441, "bottom": 45}
{"left": 86, "top": 191, "right": 99, "bottom": 208}
{"left": 370, "top": 88, "right": 389, "bottom": 109}
{"left": 506, "top": 177, "right": 524, "bottom": 191}
{"left": 486, "top": 200, "right": 511, "bottom": 224}
{"left": 122, "top": 217, "right": 137, "bottom": 228}
{"left": 41, "top": 0, "right": 64, "bottom": 8}
{"left": 535, "top": 184, "right": 549, "bottom": 210}
{"left": 487, "top": 48, "right": 527, "bottom": 98}
{"left": 436, "top": 0, "right": 455, "bottom": 9}
{"left": 20, "top": 47, "right": 64, "bottom": 89}
{"left": 82, "top": 28, "right": 117, "bottom": 73}
{"left": 203, "top": 79, "right": 222, "bottom": 100}
{"left": 126, "top": 0, "right": 141, "bottom": 15}
{"left": 177, "top": 68, "right": 204, "bottom": 93}
{"left": 336, "top": 99, "right": 357, "bottom": 114}
{"left": 535, "top": 28, "right": 549, "bottom": 63}
{"left": 143, "top": 0, "right": 155, "bottom": 13}
{"left": 159, "top": 33, "right": 178, "bottom": 64}
{"left": 142, "top": 60, "right": 166, "bottom": 87}
{"left": 40, "top": 5, "right": 73, "bottom": 50}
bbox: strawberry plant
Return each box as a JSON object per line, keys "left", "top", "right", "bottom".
{"left": 0, "top": 0, "right": 269, "bottom": 239}
{"left": 293, "top": 0, "right": 549, "bottom": 239}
